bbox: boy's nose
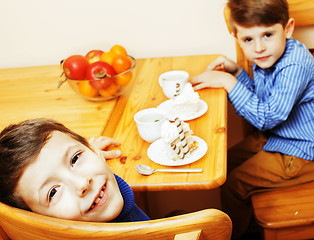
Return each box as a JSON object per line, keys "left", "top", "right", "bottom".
{"left": 254, "top": 39, "right": 266, "bottom": 53}
{"left": 76, "top": 177, "right": 93, "bottom": 197}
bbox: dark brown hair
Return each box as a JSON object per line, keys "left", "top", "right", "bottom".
{"left": 0, "top": 118, "right": 90, "bottom": 209}
{"left": 227, "top": 0, "right": 289, "bottom": 33}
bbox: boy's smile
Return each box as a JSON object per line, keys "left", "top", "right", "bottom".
{"left": 88, "top": 183, "right": 107, "bottom": 212}
{"left": 15, "top": 131, "right": 123, "bottom": 222}
{"left": 235, "top": 19, "right": 294, "bottom": 69}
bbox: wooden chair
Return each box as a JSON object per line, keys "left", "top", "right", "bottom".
{"left": 252, "top": 181, "right": 314, "bottom": 240}
{"left": 0, "top": 202, "right": 232, "bottom": 240}
{"left": 224, "top": 0, "right": 314, "bottom": 239}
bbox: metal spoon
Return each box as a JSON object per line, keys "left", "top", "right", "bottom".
{"left": 135, "top": 164, "right": 203, "bottom": 176}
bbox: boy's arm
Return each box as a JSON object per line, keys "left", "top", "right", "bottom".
{"left": 229, "top": 64, "right": 312, "bottom": 131}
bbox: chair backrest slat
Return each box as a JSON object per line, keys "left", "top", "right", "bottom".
{"left": 0, "top": 202, "right": 232, "bottom": 240}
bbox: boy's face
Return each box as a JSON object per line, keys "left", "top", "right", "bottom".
{"left": 15, "top": 131, "right": 124, "bottom": 222}
{"left": 235, "top": 21, "right": 293, "bottom": 69}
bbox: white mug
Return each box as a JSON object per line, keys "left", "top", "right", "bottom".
{"left": 134, "top": 108, "right": 167, "bottom": 143}
{"left": 158, "top": 70, "right": 189, "bottom": 99}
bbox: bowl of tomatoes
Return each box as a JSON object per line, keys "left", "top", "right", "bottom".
{"left": 60, "top": 45, "right": 136, "bottom": 101}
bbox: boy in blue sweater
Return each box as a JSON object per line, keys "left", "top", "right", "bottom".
{"left": 0, "top": 118, "right": 149, "bottom": 222}
{"left": 190, "top": 0, "right": 313, "bottom": 238}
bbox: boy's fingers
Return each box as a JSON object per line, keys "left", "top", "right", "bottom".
{"left": 193, "top": 82, "right": 207, "bottom": 91}
{"left": 207, "top": 56, "right": 226, "bottom": 70}
{"left": 101, "top": 150, "right": 122, "bottom": 159}
{"left": 189, "top": 76, "right": 199, "bottom": 85}
{"left": 89, "top": 136, "right": 121, "bottom": 150}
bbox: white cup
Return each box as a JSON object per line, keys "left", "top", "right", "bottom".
{"left": 134, "top": 108, "right": 167, "bottom": 143}
{"left": 158, "top": 70, "right": 189, "bottom": 99}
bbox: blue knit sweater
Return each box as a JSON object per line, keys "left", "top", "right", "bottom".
{"left": 110, "top": 175, "right": 150, "bottom": 222}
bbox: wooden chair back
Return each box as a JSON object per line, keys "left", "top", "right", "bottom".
{"left": 0, "top": 202, "right": 232, "bottom": 240}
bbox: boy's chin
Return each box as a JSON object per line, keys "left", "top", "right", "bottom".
{"left": 254, "top": 61, "right": 275, "bottom": 69}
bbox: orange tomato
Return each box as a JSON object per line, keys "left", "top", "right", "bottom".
{"left": 115, "top": 71, "right": 133, "bottom": 86}
{"left": 110, "top": 45, "right": 127, "bottom": 56}
{"left": 78, "top": 81, "right": 98, "bottom": 98}
{"left": 100, "top": 51, "right": 116, "bottom": 65}
{"left": 99, "top": 83, "right": 119, "bottom": 97}
{"left": 112, "top": 55, "right": 132, "bottom": 73}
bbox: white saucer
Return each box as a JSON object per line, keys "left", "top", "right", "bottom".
{"left": 147, "top": 136, "right": 208, "bottom": 166}
{"left": 157, "top": 99, "right": 208, "bottom": 121}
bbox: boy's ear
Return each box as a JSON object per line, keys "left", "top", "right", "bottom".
{"left": 232, "top": 32, "right": 242, "bottom": 46}
{"left": 285, "top": 18, "right": 295, "bottom": 39}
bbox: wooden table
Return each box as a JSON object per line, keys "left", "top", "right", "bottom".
{"left": 0, "top": 55, "right": 227, "bottom": 192}
{"left": 0, "top": 65, "right": 116, "bottom": 139}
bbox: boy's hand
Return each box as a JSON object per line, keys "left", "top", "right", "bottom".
{"left": 189, "top": 69, "right": 237, "bottom": 93}
{"left": 207, "top": 56, "right": 242, "bottom": 76}
{"left": 189, "top": 56, "right": 239, "bottom": 93}
{"left": 89, "top": 136, "right": 121, "bottom": 159}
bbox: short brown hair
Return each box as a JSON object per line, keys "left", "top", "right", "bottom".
{"left": 0, "top": 118, "right": 90, "bottom": 210}
{"left": 227, "top": 0, "right": 289, "bottom": 33}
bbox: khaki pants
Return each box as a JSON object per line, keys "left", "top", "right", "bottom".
{"left": 221, "top": 131, "right": 314, "bottom": 239}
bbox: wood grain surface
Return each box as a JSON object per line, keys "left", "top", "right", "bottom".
{"left": 102, "top": 55, "right": 227, "bottom": 191}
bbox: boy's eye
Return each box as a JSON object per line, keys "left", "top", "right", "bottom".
{"left": 264, "top": 33, "right": 272, "bottom": 38}
{"left": 244, "top": 37, "right": 252, "bottom": 43}
{"left": 71, "top": 152, "right": 81, "bottom": 166}
{"left": 48, "top": 186, "right": 60, "bottom": 201}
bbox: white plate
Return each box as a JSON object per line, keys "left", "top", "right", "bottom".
{"left": 157, "top": 99, "right": 208, "bottom": 121}
{"left": 147, "top": 136, "right": 208, "bottom": 166}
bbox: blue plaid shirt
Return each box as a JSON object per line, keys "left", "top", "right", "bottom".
{"left": 228, "top": 38, "right": 314, "bottom": 160}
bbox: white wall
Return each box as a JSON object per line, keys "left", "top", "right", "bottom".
{"left": 0, "top": 0, "right": 236, "bottom": 69}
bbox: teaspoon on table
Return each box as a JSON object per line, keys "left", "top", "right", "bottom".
{"left": 135, "top": 164, "right": 203, "bottom": 176}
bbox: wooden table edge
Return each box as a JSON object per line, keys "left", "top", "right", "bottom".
{"left": 129, "top": 175, "right": 227, "bottom": 192}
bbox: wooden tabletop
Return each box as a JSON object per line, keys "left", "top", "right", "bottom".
{"left": 0, "top": 65, "right": 116, "bottom": 139}
{"left": 102, "top": 55, "right": 227, "bottom": 191}
{"left": 0, "top": 54, "right": 227, "bottom": 192}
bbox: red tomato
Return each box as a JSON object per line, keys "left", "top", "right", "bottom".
{"left": 85, "top": 61, "right": 116, "bottom": 90}
{"left": 62, "top": 55, "right": 88, "bottom": 80}
{"left": 85, "top": 50, "right": 104, "bottom": 64}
